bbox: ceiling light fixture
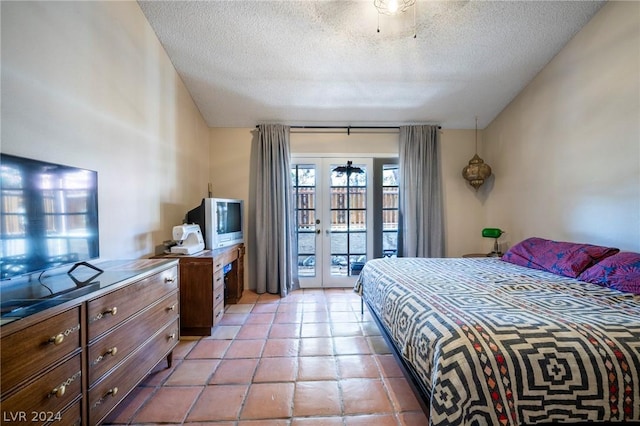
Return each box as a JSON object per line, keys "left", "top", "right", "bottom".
{"left": 375, "top": 0, "right": 417, "bottom": 38}
{"left": 462, "top": 117, "right": 492, "bottom": 190}
{"left": 374, "top": 0, "right": 415, "bottom": 15}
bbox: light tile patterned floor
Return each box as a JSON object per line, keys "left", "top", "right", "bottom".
{"left": 103, "top": 288, "right": 429, "bottom": 425}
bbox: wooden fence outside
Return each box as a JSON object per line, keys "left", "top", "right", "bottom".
{"left": 295, "top": 187, "right": 398, "bottom": 229}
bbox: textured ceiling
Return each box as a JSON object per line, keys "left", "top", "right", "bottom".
{"left": 138, "top": 0, "right": 605, "bottom": 129}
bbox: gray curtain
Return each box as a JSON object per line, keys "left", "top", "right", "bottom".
{"left": 398, "top": 125, "right": 444, "bottom": 258}
{"left": 253, "top": 124, "right": 299, "bottom": 296}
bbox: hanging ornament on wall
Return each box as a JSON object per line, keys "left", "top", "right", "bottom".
{"left": 462, "top": 117, "right": 492, "bottom": 190}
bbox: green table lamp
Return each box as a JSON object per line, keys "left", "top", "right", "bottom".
{"left": 482, "top": 228, "right": 504, "bottom": 256}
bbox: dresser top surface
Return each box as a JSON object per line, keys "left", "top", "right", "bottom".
{"left": 154, "top": 243, "right": 243, "bottom": 260}
{"left": 1, "top": 259, "right": 177, "bottom": 326}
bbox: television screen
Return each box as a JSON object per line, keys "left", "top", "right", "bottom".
{"left": 216, "top": 200, "right": 242, "bottom": 234}
{"left": 0, "top": 154, "right": 99, "bottom": 280}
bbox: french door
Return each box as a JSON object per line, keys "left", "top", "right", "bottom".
{"left": 292, "top": 158, "right": 373, "bottom": 288}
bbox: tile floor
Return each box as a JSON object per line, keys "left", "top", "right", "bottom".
{"left": 103, "top": 288, "right": 429, "bottom": 425}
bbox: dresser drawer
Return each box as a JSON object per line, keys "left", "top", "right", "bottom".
{"left": 214, "top": 269, "right": 224, "bottom": 302}
{"left": 214, "top": 268, "right": 224, "bottom": 290}
{"left": 213, "top": 261, "right": 224, "bottom": 325}
{"left": 51, "top": 398, "right": 82, "bottom": 426}
{"left": 87, "top": 266, "right": 178, "bottom": 341}
{"left": 1, "top": 353, "right": 82, "bottom": 422}
{"left": 87, "top": 291, "right": 179, "bottom": 385}
{"left": 213, "top": 257, "right": 224, "bottom": 272}
{"left": 88, "top": 319, "right": 179, "bottom": 425}
{"left": 213, "top": 300, "right": 224, "bottom": 326}
{"left": 1, "top": 397, "right": 81, "bottom": 426}
{"left": 1, "top": 307, "right": 81, "bottom": 393}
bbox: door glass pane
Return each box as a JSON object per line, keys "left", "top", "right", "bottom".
{"left": 292, "top": 164, "right": 317, "bottom": 277}
{"left": 330, "top": 173, "right": 347, "bottom": 187}
{"left": 350, "top": 254, "right": 367, "bottom": 275}
{"left": 383, "top": 232, "right": 398, "bottom": 254}
{"left": 331, "top": 254, "right": 348, "bottom": 274}
{"left": 329, "top": 162, "right": 367, "bottom": 277}
{"left": 349, "top": 187, "right": 366, "bottom": 207}
{"left": 298, "top": 255, "right": 315, "bottom": 268}
{"left": 329, "top": 231, "right": 347, "bottom": 251}
{"left": 349, "top": 211, "right": 366, "bottom": 228}
{"left": 297, "top": 209, "right": 316, "bottom": 232}
{"left": 296, "top": 166, "right": 316, "bottom": 186}
{"left": 330, "top": 187, "right": 346, "bottom": 211}
{"left": 350, "top": 172, "right": 367, "bottom": 187}
{"left": 298, "top": 232, "right": 315, "bottom": 253}
{"left": 349, "top": 232, "right": 366, "bottom": 253}
{"left": 382, "top": 164, "right": 399, "bottom": 257}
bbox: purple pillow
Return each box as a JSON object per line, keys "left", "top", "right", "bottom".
{"left": 501, "top": 237, "right": 619, "bottom": 278}
{"left": 578, "top": 252, "right": 640, "bottom": 294}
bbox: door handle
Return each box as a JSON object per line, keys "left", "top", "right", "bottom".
{"left": 316, "top": 229, "right": 321, "bottom": 235}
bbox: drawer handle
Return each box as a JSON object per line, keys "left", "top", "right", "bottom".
{"left": 168, "top": 332, "right": 176, "bottom": 340}
{"left": 91, "top": 308, "right": 117, "bottom": 322}
{"left": 167, "top": 304, "right": 177, "bottom": 311}
{"left": 51, "top": 384, "right": 66, "bottom": 398}
{"left": 47, "top": 324, "right": 81, "bottom": 345}
{"left": 215, "top": 310, "right": 222, "bottom": 319}
{"left": 49, "top": 333, "right": 64, "bottom": 345}
{"left": 165, "top": 277, "right": 176, "bottom": 283}
{"left": 49, "top": 371, "right": 81, "bottom": 399}
{"left": 91, "top": 347, "right": 118, "bottom": 366}
{"left": 215, "top": 294, "right": 222, "bottom": 301}
{"left": 91, "top": 385, "right": 119, "bottom": 409}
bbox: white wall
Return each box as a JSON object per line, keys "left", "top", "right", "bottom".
{"left": 1, "top": 1, "right": 211, "bottom": 260}
{"left": 484, "top": 1, "right": 640, "bottom": 252}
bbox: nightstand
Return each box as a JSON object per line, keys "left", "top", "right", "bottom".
{"left": 462, "top": 252, "right": 502, "bottom": 258}
{"left": 462, "top": 253, "right": 490, "bottom": 258}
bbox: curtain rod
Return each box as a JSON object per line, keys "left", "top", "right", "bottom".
{"left": 255, "top": 125, "right": 441, "bottom": 135}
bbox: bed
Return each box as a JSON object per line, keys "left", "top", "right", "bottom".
{"left": 355, "top": 239, "right": 640, "bottom": 426}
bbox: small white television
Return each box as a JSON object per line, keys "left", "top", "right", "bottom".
{"left": 186, "top": 198, "right": 244, "bottom": 249}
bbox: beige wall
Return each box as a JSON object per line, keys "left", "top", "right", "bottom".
{"left": 7, "top": 0, "right": 632, "bottom": 292}
{"left": 442, "top": 130, "right": 493, "bottom": 255}
{"left": 291, "top": 131, "right": 399, "bottom": 156}
{"left": 210, "top": 127, "right": 485, "bottom": 289}
{"left": 291, "top": 129, "right": 493, "bottom": 256}
{"left": 484, "top": 1, "right": 640, "bottom": 252}
{"left": 1, "top": 1, "right": 211, "bottom": 259}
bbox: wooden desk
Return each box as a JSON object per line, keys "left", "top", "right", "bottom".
{"left": 153, "top": 243, "right": 244, "bottom": 336}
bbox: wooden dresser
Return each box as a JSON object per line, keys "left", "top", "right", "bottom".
{"left": 0, "top": 259, "right": 179, "bottom": 425}
{"left": 1, "top": 306, "right": 83, "bottom": 425}
{"left": 153, "top": 243, "right": 244, "bottom": 336}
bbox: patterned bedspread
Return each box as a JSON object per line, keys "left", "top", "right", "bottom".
{"left": 355, "top": 257, "right": 640, "bottom": 426}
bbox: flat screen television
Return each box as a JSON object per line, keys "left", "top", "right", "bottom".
{"left": 186, "top": 198, "right": 244, "bottom": 249}
{"left": 0, "top": 154, "right": 99, "bottom": 280}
